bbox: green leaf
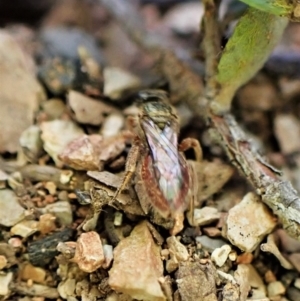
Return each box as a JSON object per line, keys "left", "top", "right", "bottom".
{"left": 212, "top": 8, "right": 288, "bottom": 114}
{"left": 238, "top": 0, "right": 293, "bottom": 16}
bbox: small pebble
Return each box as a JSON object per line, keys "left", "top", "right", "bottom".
{"left": 223, "top": 192, "right": 276, "bottom": 252}
{"left": 0, "top": 189, "right": 25, "bottom": 227}
{"left": 42, "top": 98, "right": 66, "bottom": 119}
{"left": 40, "top": 119, "right": 84, "bottom": 167}
{"left": 0, "top": 256, "right": 7, "bottom": 270}
{"left": 288, "top": 253, "right": 300, "bottom": 273}
{"left": 59, "top": 170, "right": 73, "bottom": 184}
{"left": 265, "top": 270, "right": 277, "bottom": 283}
{"left": 10, "top": 220, "right": 38, "bottom": 238}
{"left": 42, "top": 201, "right": 73, "bottom": 226}
{"left": 37, "top": 214, "right": 56, "bottom": 235}
{"left": 71, "top": 232, "right": 105, "bottom": 273}
{"left": 100, "top": 113, "right": 124, "bottom": 137}
{"left": 68, "top": 90, "right": 114, "bottom": 126}
{"left": 228, "top": 251, "right": 237, "bottom": 261}
{"left": 211, "top": 244, "right": 232, "bottom": 267}
{"left": 0, "top": 272, "right": 13, "bottom": 296}
{"left": 166, "top": 236, "right": 189, "bottom": 262}
{"left": 191, "top": 207, "right": 220, "bottom": 226}
{"left": 294, "top": 278, "right": 300, "bottom": 289}
{"left": 161, "top": 249, "right": 170, "bottom": 260}
{"left": 236, "top": 252, "right": 253, "bottom": 264}
{"left": 8, "top": 237, "right": 22, "bottom": 248}
{"left": 102, "top": 244, "right": 113, "bottom": 269}
{"left": 58, "top": 278, "right": 76, "bottom": 299}
{"left": 103, "top": 67, "right": 141, "bottom": 99}
{"left": 20, "top": 263, "right": 46, "bottom": 284}
{"left": 44, "top": 181, "right": 57, "bottom": 195}
{"left": 108, "top": 221, "right": 165, "bottom": 301}
{"left": 19, "top": 125, "right": 43, "bottom": 162}
{"left": 202, "top": 227, "right": 221, "bottom": 237}
{"left": 267, "top": 281, "right": 286, "bottom": 297}
{"left": 114, "top": 212, "right": 123, "bottom": 227}
{"left": 195, "top": 235, "right": 227, "bottom": 253}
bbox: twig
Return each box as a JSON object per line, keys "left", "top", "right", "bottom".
{"left": 99, "top": 0, "right": 300, "bottom": 240}
{"left": 211, "top": 114, "right": 300, "bottom": 239}
{"left": 202, "top": 0, "right": 221, "bottom": 99}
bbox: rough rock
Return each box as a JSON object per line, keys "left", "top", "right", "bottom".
{"left": 100, "top": 113, "right": 124, "bottom": 137}
{"left": 0, "top": 31, "right": 45, "bottom": 153}
{"left": 59, "top": 134, "right": 103, "bottom": 170}
{"left": 176, "top": 261, "right": 218, "bottom": 301}
{"left": 276, "top": 229, "right": 300, "bottom": 253}
{"left": 0, "top": 256, "right": 7, "bottom": 270}
{"left": 68, "top": 90, "right": 115, "bottom": 126}
{"left": 109, "top": 221, "right": 165, "bottom": 301}
{"left": 223, "top": 192, "right": 276, "bottom": 252}
{"left": 20, "top": 263, "right": 46, "bottom": 284}
{"left": 72, "top": 232, "right": 105, "bottom": 273}
{"left": 166, "top": 236, "right": 189, "bottom": 273}
{"left": 192, "top": 160, "right": 234, "bottom": 203}
{"left": 211, "top": 245, "right": 231, "bottom": 267}
{"left": 274, "top": 114, "right": 300, "bottom": 155}
{"left": 42, "top": 99, "right": 66, "bottom": 119}
{"left": 195, "top": 235, "right": 227, "bottom": 253}
{"left": 0, "top": 189, "right": 25, "bottom": 227}
{"left": 287, "top": 253, "right": 300, "bottom": 273}
{"left": 10, "top": 220, "right": 38, "bottom": 238}
{"left": 103, "top": 67, "right": 141, "bottom": 99}
{"left": 234, "top": 264, "right": 267, "bottom": 299}
{"left": 58, "top": 279, "right": 76, "bottom": 299}
{"left": 19, "top": 125, "right": 43, "bottom": 162}
{"left": 267, "top": 281, "right": 286, "bottom": 297}
{"left": 40, "top": 119, "right": 84, "bottom": 167}
{"left": 191, "top": 207, "right": 221, "bottom": 226}
{"left": 59, "top": 134, "right": 127, "bottom": 171}
{"left": 41, "top": 201, "right": 73, "bottom": 226}
{"left": 163, "top": 2, "right": 204, "bottom": 35}
{"left": 0, "top": 272, "right": 13, "bottom": 296}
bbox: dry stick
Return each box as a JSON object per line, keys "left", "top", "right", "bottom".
{"left": 99, "top": 0, "right": 300, "bottom": 240}
{"left": 211, "top": 114, "right": 300, "bottom": 239}
{"left": 202, "top": 0, "right": 221, "bottom": 98}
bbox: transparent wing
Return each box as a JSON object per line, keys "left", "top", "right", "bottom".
{"left": 141, "top": 118, "right": 187, "bottom": 202}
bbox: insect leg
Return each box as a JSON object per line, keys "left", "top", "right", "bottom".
{"left": 111, "top": 140, "right": 140, "bottom": 202}
{"left": 178, "top": 138, "right": 202, "bottom": 162}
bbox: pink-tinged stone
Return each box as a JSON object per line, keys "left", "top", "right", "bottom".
{"left": 109, "top": 221, "right": 165, "bottom": 301}
{"left": 59, "top": 134, "right": 126, "bottom": 171}
{"left": 72, "top": 232, "right": 105, "bottom": 273}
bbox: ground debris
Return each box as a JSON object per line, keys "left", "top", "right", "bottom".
{"left": 28, "top": 228, "right": 73, "bottom": 267}
{"left": 10, "top": 282, "right": 59, "bottom": 299}
{"left": 260, "top": 233, "right": 293, "bottom": 269}
{"left": 1, "top": 3, "right": 300, "bottom": 300}
{"left": 176, "top": 260, "right": 218, "bottom": 301}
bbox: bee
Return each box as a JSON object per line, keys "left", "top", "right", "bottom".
{"left": 112, "top": 90, "right": 202, "bottom": 218}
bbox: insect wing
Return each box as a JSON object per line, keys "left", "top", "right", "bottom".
{"left": 141, "top": 119, "right": 187, "bottom": 204}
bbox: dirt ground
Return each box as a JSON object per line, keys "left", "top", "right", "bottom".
{"left": 0, "top": 1, "right": 300, "bottom": 301}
